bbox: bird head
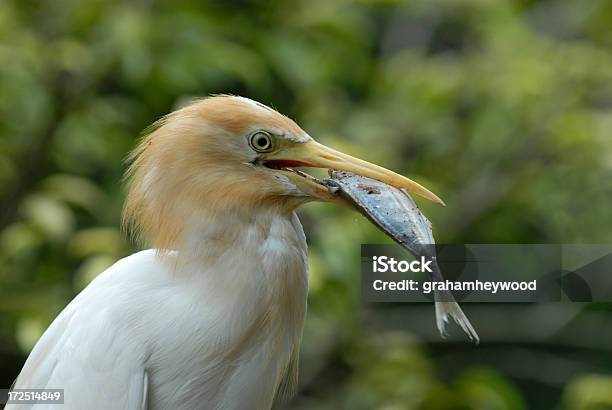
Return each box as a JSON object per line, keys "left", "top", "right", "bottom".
{"left": 124, "top": 95, "right": 443, "bottom": 249}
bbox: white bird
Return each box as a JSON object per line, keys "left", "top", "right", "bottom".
{"left": 9, "top": 95, "right": 448, "bottom": 410}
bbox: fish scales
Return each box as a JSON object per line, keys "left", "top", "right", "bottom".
{"left": 323, "top": 170, "right": 479, "bottom": 343}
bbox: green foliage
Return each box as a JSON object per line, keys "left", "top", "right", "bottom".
{"left": 1, "top": 0, "right": 612, "bottom": 408}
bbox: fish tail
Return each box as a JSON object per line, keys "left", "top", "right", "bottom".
{"left": 434, "top": 289, "right": 479, "bottom": 344}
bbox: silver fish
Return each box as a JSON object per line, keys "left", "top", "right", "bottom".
{"left": 323, "top": 170, "right": 479, "bottom": 343}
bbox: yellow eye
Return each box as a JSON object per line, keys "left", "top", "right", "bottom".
{"left": 249, "top": 131, "right": 274, "bottom": 153}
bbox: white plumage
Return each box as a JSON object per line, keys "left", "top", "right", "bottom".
{"left": 11, "top": 211, "right": 307, "bottom": 409}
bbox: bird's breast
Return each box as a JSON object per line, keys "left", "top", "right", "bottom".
{"left": 146, "top": 211, "right": 309, "bottom": 409}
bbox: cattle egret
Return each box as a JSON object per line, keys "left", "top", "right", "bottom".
{"left": 9, "top": 95, "right": 447, "bottom": 410}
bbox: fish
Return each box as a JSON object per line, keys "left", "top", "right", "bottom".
{"left": 323, "top": 170, "right": 479, "bottom": 343}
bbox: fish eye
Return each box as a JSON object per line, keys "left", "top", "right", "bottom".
{"left": 249, "top": 131, "right": 274, "bottom": 153}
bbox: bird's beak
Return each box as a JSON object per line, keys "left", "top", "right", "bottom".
{"left": 263, "top": 140, "right": 445, "bottom": 205}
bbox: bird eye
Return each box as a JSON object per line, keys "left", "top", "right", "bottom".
{"left": 249, "top": 131, "right": 274, "bottom": 153}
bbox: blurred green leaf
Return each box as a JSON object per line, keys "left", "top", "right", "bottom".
{"left": 562, "top": 374, "right": 612, "bottom": 410}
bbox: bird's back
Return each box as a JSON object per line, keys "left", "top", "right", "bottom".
{"left": 8, "top": 250, "right": 162, "bottom": 409}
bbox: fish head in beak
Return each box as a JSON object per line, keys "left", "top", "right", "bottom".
{"left": 261, "top": 140, "right": 445, "bottom": 206}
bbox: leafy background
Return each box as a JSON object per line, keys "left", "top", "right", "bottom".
{"left": 2, "top": 0, "right": 612, "bottom": 409}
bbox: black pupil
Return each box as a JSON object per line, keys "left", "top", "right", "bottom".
{"left": 256, "top": 136, "right": 268, "bottom": 148}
